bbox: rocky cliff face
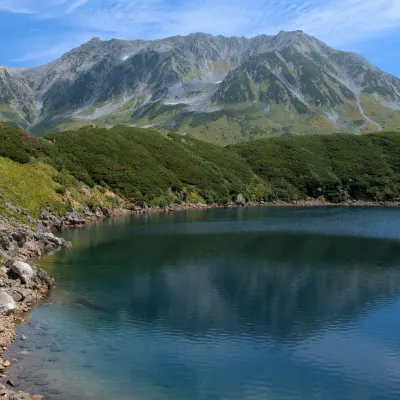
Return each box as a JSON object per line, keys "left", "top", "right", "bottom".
{"left": 0, "top": 67, "right": 35, "bottom": 127}
{"left": 1, "top": 31, "right": 400, "bottom": 142}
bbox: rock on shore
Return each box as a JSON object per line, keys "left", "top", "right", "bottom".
{"left": 0, "top": 204, "right": 129, "bottom": 398}
{"left": 0, "top": 259, "right": 54, "bottom": 397}
{"left": 0, "top": 384, "right": 43, "bottom": 399}
{"left": 0, "top": 198, "right": 398, "bottom": 397}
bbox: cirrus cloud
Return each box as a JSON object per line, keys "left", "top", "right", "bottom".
{"left": 0, "top": 0, "right": 399, "bottom": 73}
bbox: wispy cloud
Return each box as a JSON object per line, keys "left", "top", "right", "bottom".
{"left": 280, "top": 0, "right": 400, "bottom": 46}
{"left": 2, "top": 0, "right": 400, "bottom": 66}
{"left": 62, "top": 0, "right": 400, "bottom": 47}
{"left": 3, "top": 0, "right": 400, "bottom": 42}
{"left": 66, "top": 0, "right": 88, "bottom": 14}
{"left": 11, "top": 38, "right": 90, "bottom": 63}
{"left": 0, "top": 0, "right": 33, "bottom": 13}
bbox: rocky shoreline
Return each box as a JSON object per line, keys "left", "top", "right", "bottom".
{"left": 0, "top": 205, "right": 130, "bottom": 399}
{"left": 151, "top": 199, "right": 400, "bottom": 211}
{"left": 0, "top": 198, "right": 399, "bottom": 398}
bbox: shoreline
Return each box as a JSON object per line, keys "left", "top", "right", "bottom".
{"left": 152, "top": 199, "right": 400, "bottom": 211}
{"left": 0, "top": 205, "right": 130, "bottom": 399}
{"left": 0, "top": 198, "right": 399, "bottom": 397}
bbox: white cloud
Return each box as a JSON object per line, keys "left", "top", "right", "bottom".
{"left": 279, "top": 0, "right": 400, "bottom": 47}
{"left": 2, "top": 0, "right": 400, "bottom": 44}
{"left": 66, "top": 0, "right": 88, "bottom": 14}
{"left": 0, "top": 0, "right": 33, "bottom": 13}
{"left": 75, "top": 0, "right": 400, "bottom": 49}
{"left": 3, "top": 0, "right": 400, "bottom": 65}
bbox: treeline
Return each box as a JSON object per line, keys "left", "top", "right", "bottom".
{"left": 1, "top": 122, "right": 400, "bottom": 208}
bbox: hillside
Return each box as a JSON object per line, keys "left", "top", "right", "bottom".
{"left": 0, "top": 123, "right": 269, "bottom": 218}
{"left": 0, "top": 123, "right": 126, "bottom": 223}
{"left": 1, "top": 123, "right": 400, "bottom": 216}
{"left": 0, "top": 31, "right": 399, "bottom": 143}
{"left": 41, "top": 125, "right": 268, "bottom": 205}
{"left": 231, "top": 133, "right": 400, "bottom": 202}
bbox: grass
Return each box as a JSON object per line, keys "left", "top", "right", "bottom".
{"left": 361, "top": 96, "right": 400, "bottom": 131}
{"left": 2, "top": 122, "right": 400, "bottom": 215}
{"left": 0, "top": 105, "right": 29, "bottom": 127}
{"left": 0, "top": 155, "right": 126, "bottom": 222}
{"left": 341, "top": 101, "right": 364, "bottom": 127}
{"left": 78, "top": 101, "right": 107, "bottom": 116}
{"left": 0, "top": 158, "right": 66, "bottom": 218}
{"left": 0, "top": 122, "right": 127, "bottom": 220}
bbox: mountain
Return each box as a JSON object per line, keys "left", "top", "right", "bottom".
{"left": 0, "top": 66, "right": 35, "bottom": 126}
{"left": 1, "top": 31, "right": 400, "bottom": 143}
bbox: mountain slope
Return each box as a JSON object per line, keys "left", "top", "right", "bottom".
{"left": 2, "top": 122, "right": 400, "bottom": 208}
{"left": 0, "top": 66, "right": 35, "bottom": 126}
{"left": 0, "top": 122, "right": 269, "bottom": 208}
{"left": 1, "top": 31, "right": 400, "bottom": 142}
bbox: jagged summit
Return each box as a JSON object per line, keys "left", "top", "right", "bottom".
{"left": 1, "top": 31, "right": 399, "bottom": 141}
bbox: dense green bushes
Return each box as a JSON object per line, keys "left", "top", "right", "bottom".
{"left": 2, "top": 121, "right": 400, "bottom": 207}
{"left": 0, "top": 122, "right": 41, "bottom": 163}
{"left": 41, "top": 125, "right": 268, "bottom": 205}
{"left": 231, "top": 132, "right": 400, "bottom": 202}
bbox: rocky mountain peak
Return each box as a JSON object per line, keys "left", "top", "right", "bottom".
{"left": 0, "top": 31, "right": 399, "bottom": 141}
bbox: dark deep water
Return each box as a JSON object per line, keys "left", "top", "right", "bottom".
{"left": 6, "top": 207, "right": 400, "bottom": 399}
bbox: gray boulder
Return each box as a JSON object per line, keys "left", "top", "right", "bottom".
{"left": 9, "top": 261, "right": 36, "bottom": 284}
{"left": 10, "top": 230, "right": 27, "bottom": 245}
{"left": 0, "top": 292, "right": 16, "bottom": 314}
{"left": 34, "top": 268, "right": 54, "bottom": 288}
{"left": 11, "top": 291, "right": 23, "bottom": 302}
{"left": 235, "top": 193, "right": 246, "bottom": 204}
{"left": 63, "top": 241, "right": 72, "bottom": 249}
{"left": 42, "top": 232, "right": 64, "bottom": 246}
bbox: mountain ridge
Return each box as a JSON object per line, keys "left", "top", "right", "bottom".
{"left": 1, "top": 31, "right": 400, "bottom": 142}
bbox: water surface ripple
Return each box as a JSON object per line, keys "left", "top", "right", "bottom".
{"left": 6, "top": 207, "right": 400, "bottom": 399}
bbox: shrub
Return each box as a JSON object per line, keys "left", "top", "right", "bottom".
{"left": 86, "top": 200, "right": 99, "bottom": 212}
{"left": 105, "top": 195, "right": 121, "bottom": 207}
{"left": 56, "top": 185, "right": 67, "bottom": 195}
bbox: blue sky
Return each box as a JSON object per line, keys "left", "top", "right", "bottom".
{"left": 0, "top": 0, "right": 399, "bottom": 77}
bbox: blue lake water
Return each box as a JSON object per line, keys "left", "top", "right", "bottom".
{"left": 6, "top": 207, "right": 400, "bottom": 399}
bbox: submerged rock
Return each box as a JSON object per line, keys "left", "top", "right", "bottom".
{"left": 75, "top": 297, "right": 108, "bottom": 311}
{"left": 42, "top": 232, "right": 63, "bottom": 246}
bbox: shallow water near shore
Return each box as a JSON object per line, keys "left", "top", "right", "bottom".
{"left": 6, "top": 206, "right": 400, "bottom": 399}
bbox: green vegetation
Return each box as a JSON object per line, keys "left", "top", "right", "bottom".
{"left": 0, "top": 122, "right": 40, "bottom": 163}
{"left": 41, "top": 125, "right": 268, "bottom": 205}
{"left": 214, "top": 70, "right": 255, "bottom": 104}
{"left": 0, "top": 157, "right": 67, "bottom": 218}
{"left": 1, "top": 122, "right": 400, "bottom": 216}
{"left": 232, "top": 132, "right": 400, "bottom": 202}
{"left": 78, "top": 101, "right": 107, "bottom": 116}
{"left": 0, "top": 123, "right": 127, "bottom": 221}
{"left": 0, "top": 105, "right": 30, "bottom": 128}
{"left": 362, "top": 71, "right": 395, "bottom": 97}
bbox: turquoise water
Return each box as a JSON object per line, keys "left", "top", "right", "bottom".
{"left": 6, "top": 207, "right": 400, "bottom": 399}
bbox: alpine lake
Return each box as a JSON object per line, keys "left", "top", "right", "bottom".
{"left": 5, "top": 206, "right": 400, "bottom": 400}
